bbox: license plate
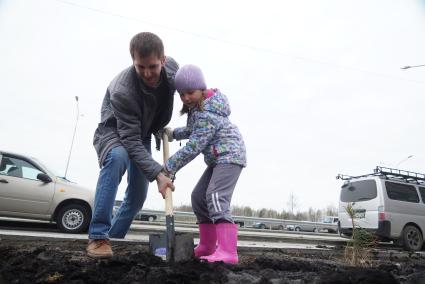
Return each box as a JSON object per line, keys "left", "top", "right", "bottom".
{"left": 354, "top": 212, "right": 365, "bottom": 219}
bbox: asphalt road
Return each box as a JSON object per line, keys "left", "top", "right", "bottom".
{"left": 0, "top": 217, "right": 346, "bottom": 250}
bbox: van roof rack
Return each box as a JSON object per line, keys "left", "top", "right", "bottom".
{"left": 337, "top": 166, "right": 425, "bottom": 185}
{"left": 374, "top": 166, "right": 425, "bottom": 185}
{"left": 336, "top": 173, "right": 375, "bottom": 180}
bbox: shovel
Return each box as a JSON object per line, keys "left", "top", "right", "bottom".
{"left": 149, "top": 132, "right": 194, "bottom": 263}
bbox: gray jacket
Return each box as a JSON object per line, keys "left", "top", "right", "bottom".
{"left": 93, "top": 57, "right": 178, "bottom": 181}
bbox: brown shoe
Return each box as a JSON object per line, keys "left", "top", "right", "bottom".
{"left": 86, "top": 239, "right": 113, "bottom": 259}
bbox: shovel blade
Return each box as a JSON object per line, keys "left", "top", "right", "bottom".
{"left": 149, "top": 232, "right": 194, "bottom": 262}
{"left": 148, "top": 215, "right": 194, "bottom": 262}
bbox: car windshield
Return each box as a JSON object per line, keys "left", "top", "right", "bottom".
{"left": 323, "top": 217, "right": 333, "bottom": 223}
{"left": 32, "top": 157, "right": 61, "bottom": 177}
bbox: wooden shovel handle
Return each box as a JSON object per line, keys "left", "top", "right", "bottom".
{"left": 163, "top": 132, "right": 173, "bottom": 216}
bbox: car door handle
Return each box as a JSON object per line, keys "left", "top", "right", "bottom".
{"left": 0, "top": 179, "right": 8, "bottom": 183}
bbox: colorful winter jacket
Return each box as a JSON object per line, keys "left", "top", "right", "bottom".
{"left": 165, "top": 89, "right": 246, "bottom": 176}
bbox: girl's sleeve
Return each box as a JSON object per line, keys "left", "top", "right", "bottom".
{"left": 165, "top": 113, "right": 216, "bottom": 175}
{"left": 173, "top": 126, "right": 191, "bottom": 141}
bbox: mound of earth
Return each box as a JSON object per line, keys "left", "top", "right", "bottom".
{"left": 0, "top": 236, "right": 424, "bottom": 283}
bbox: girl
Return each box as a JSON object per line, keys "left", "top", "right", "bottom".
{"left": 163, "top": 64, "right": 247, "bottom": 264}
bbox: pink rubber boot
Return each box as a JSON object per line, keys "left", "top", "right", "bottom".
{"left": 200, "top": 223, "right": 238, "bottom": 264}
{"left": 194, "top": 223, "right": 217, "bottom": 258}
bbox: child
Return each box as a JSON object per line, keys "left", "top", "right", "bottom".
{"left": 163, "top": 64, "right": 247, "bottom": 264}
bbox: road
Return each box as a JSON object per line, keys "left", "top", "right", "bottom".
{"left": 0, "top": 217, "right": 346, "bottom": 250}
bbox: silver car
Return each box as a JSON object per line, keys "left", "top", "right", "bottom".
{"left": 0, "top": 150, "right": 94, "bottom": 233}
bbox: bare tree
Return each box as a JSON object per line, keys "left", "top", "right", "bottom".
{"left": 308, "top": 207, "right": 316, "bottom": 221}
{"left": 325, "top": 204, "right": 338, "bottom": 216}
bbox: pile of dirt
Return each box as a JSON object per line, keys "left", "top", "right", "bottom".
{"left": 0, "top": 237, "right": 424, "bottom": 284}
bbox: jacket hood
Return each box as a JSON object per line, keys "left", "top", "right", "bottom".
{"left": 202, "top": 89, "right": 231, "bottom": 117}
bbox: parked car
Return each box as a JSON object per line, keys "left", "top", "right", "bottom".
{"left": 0, "top": 150, "right": 94, "bottom": 233}
{"left": 286, "top": 224, "right": 295, "bottom": 231}
{"left": 136, "top": 213, "right": 157, "bottom": 222}
{"left": 338, "top": 166, "right": 425, "bottom": 251}
{"left": 252, "top": 222, "right": 284, "bottom": 230}
{"left": 293, "top": 223, "right": 318, "bottom": 233}
{"left": 113, "top": 200, "right": 158, "bottom": 222}
{"left": 252, "top": 222, "right": 267, "bottom": 229}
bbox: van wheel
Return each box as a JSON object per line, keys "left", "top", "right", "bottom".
{"left": 295, "top": 227, "right": 301, "bottom": 232}
{"left": 402, "top": 225, "right": 423, "bottom": 251}
{"left": 56, "top": 204, "right": 91, "bottom": 234}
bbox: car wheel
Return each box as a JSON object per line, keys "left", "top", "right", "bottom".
{"left": 295, "top": 227, "right": 301, "bottom": 232}
{"left": 56, "top": 204, "right": 91, "bottom": 234}
{"left": 402, "top": 225, "right": 423, "bottom": 251}
{"left": 148, "top": 216, "right": 155, "bottom": 222}
{"left": 260, "top": 224, "right": 266, "bottom": 229}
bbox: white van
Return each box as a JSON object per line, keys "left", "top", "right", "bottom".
{"left": 337, "top": 166, "right": 425, "bottom": 251}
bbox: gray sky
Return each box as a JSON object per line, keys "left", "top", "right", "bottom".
{"left": 1, "top": 0, "right": 425, "bottom": 213}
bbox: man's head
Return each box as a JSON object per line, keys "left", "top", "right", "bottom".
{"left": 130, "top": 32, "right": 166, "bottom": 88}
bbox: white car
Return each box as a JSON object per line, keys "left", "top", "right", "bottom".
{"left": 0, "top": 150, "right": 94, "bottom": 233}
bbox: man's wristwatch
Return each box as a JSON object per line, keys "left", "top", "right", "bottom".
{"left": 161, "top": 168, "right": 175, "bottom": 182}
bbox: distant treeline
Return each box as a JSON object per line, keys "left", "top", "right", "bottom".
{"left": 174, "top": 204, "right": 338, "bottom": 222}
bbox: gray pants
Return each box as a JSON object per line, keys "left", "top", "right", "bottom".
{"left": 191, "top": 164, "right": 243, "bottom": 224}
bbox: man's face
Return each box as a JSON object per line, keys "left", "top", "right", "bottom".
{"left": 133, "top": 52, "right": 165, "bottom": 88}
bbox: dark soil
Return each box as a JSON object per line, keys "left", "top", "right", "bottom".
{"left": 1, "top": 236, "right": 424, "bottom": 284}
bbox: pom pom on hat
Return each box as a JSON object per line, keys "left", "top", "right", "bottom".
{"left": 174, "top": 64, "right": 207, "bottom": 93}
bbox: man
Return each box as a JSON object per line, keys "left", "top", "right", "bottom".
{"left": 87, "top": 32, "right": 178, "bottom": 258}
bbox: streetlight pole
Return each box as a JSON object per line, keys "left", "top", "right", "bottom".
{"left": 401, "top": 64, "right": 425, "bottom": 70}
{"left": 395, "top": 155, "right": 413, "bottom": 168}
{"left": 64, "top": 96, "right": 80, "bottom": 179}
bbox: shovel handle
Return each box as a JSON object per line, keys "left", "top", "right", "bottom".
{"left": 163, "top": 132, "right": 173, "bottom": 216}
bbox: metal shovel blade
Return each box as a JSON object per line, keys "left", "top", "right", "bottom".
{"left": 149, "top": 229, "right": 194, "bottom": 262}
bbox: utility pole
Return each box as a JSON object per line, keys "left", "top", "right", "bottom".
{"left": 64, "top": 96, "right": 80, "bottom": 179}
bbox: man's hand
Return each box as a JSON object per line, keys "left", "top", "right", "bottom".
{"left": 156, "top": 171, "right": 175, "bottom": 199}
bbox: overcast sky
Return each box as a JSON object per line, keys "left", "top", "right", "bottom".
{"left": 1, "top": 0, "right": 425, "bottom": 213}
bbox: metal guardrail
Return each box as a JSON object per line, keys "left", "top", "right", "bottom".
{"left": 139, "top": 209, "right": 338, "bottom": 231}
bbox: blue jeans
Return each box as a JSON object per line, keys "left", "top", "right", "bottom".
{"left": 88, "top": 144, "right": 150, "bottom": 240}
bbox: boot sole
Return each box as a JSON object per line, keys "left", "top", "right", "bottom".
{"left": 87, "top": 251, "right": 113, "bottom": 259}
{"left": 200, "top": 258, "right": 238, "bottom": 264}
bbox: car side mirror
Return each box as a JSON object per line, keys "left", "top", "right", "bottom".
{"left": 37, "top": 173, "right": 52, "bottom": 183}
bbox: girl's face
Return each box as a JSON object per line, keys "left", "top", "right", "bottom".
{"left": 179, "top": 90, "right": 204, "bottom": 109}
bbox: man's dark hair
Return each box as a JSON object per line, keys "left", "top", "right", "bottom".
{"left": 130, "top": 32, "right": 164, "bottom": 59}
